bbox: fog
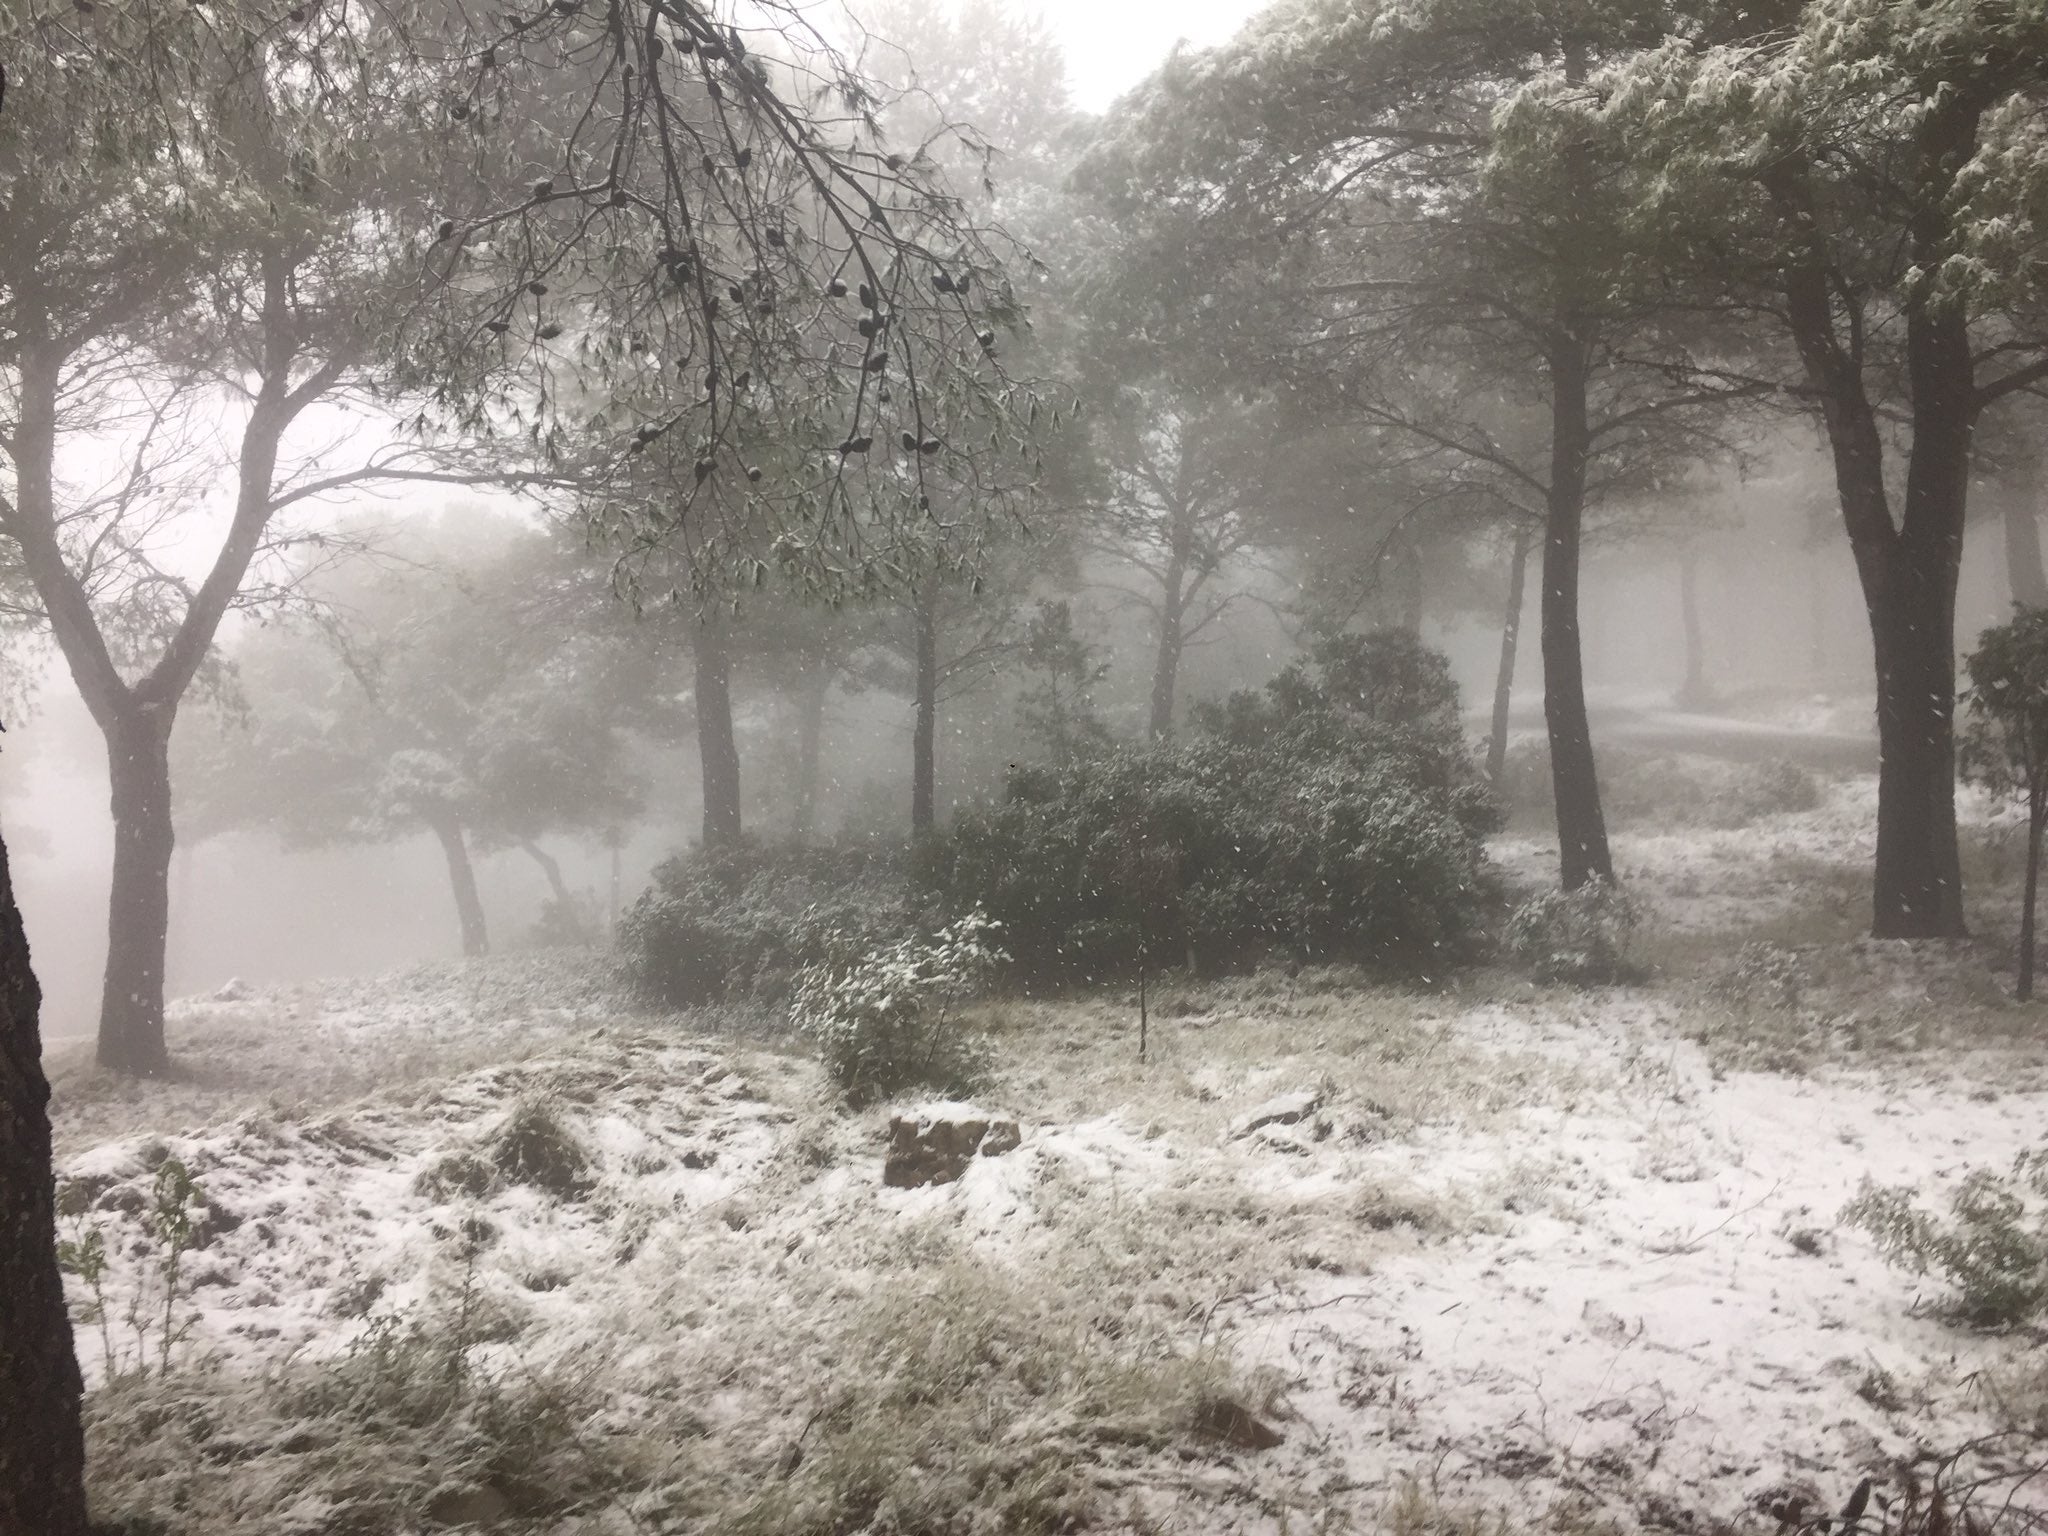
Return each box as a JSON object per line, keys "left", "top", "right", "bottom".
{"left": 9, "top": 0, "right": 2048, "bottom": 1530}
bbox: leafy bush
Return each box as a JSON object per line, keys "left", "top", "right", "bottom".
{"left": 790, "top": 910, "right": 1003, "bottom": 1105}
{"left": 1843, "top": 1148, "right": 2048, "bottom": 1328}
{"left": 1504, "top": 877, "right": 1641, "bottom": 985}
{"left": 618, "top": 839, "right": 917, "bottom": 1007}
{"left": 927, "top": 631, "right": 1497, "bottom": 983}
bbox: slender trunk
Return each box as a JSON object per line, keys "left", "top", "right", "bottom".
{"left": 521, "top": 839, "right": 572, "bottom": 909}
{"left": 607, "top": 837, "right": 623, "bottom": 938}
{"left": 1675, "top": 550, "right": 1710, "bottom": 710}
{"left": 2002, "top": 491, "right": 2048, "bottom": 610}
{"left": 2021, "top": 792, "right": 2043, "bottom": 1002}
{"left": 1488, "top": 531, "right": 1532, "bottom": 787}
{"left": 912, "top": 594, "right": 938, "bottom": 834}
{"left": 1541, "top": 335, "right": 1613, "bottom": 890}
{"left": 0, "top": 820, "right": 93, "bottom": 1536}
{"left": 693, "top": 620, "right": 742, "bottom": 849}
{"left": 96, "top": 705, "right": 176, "bottom": 1076}
{"left": 791, "top": 671, "right": 829, "bottom": 841}
{"left": 1397, "top": 534, "right": 1424, "bottom": 633}
{"left": 427, "top": 814, "right": 489, "bottom": 957}
{"left": 1149, "top": 540, "right": 1190, "bottom": 741}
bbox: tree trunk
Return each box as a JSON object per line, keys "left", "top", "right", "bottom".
{"left": 1541, "top": 336, "right": 1614, "bottom": 890}
{"left": 1397, "top": 533, "right": 1425, "bottom": 633}
{"left": 1858, "top": 289, "right": 1972, "bottom": 940}
{"left": 0, "top": 819, "right": 93, "bottom": 1536}
{"left": 791, "top": 670, "right": 829, "bottom": 841}
{"left": 521, "top": 840, "right": 572, "bottom": 909}
{"left": 693, "top": 620, "right": 742, "bottom": 849}
{"left": 96, "top": 706, "right": 176, "bottom": 1076}
{"left": 427, "top": 814, "right": 489, "bottom": 957}
{"left": 1488, "top": 531, "right": 1532, "bottom": 787}
{"left": 2021, "top": 793, "right": 2043, "bottom": 1002}
{"left": 1149, "top": 540, "right": 1190, "bottom": 741}
{"left": 2002, "top": 491, "right": 2048, "bottom": 610}
{"left": 912, "top": 593, "right": 938, "bottom": 834}
{"left": 1675, "top": 549, "right": 1711, "bottom": 710}
{"left": 1775, "top": 180, "right": 1970, "bottom": 939}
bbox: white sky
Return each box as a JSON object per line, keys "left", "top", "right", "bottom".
{"left": 1027, "top": 0, "right": 1264, "bottom": 111}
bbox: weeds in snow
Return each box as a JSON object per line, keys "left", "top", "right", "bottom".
{"left": 1843, "top": 1147, "right": 2048, "bottom": 1328}
{"left": 58, "top": 1155, "right": 211, "bottom": 1382}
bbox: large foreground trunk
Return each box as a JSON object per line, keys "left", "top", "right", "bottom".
{"left": 96, "top": 706, "right": 176, "bottom": 1076}
{"left": 1832, "top": 295, "right": 1970, "bottom": 939}
{"left": 1859, "top": 517, "right": 1968, "bottom": 938}
{"left": 427, "top": 814, "right": 489, "bottom": 957}
{"left": 693, "top": 621, "right": 742, "bottom": 849}
{"left": 912, "top": 595, "right": 938, "bottom": 834}
{"left": 1541, "top": 336, "right": 1614, "bottom": 890}
{"left": 0, "top": 820, "right": 94, "bottom": 1536}
{"left": 1487, "top": 531, "right": 1531, "bottom": 787}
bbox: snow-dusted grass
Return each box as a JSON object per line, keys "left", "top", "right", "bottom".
{"left": 51, "top": 764, "right": 2048, "bottom": 1534}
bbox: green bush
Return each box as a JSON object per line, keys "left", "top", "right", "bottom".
{"left": 1843, "top": 1148, "right": 2048, "bottom": 1329}
{"left": 618, "top": 839, "right": 917, "bottom": 1007}
{"left": 1504, "top": 877, "right": 1641, "bottom": 985}
{"left": 924, "top": 631, "right": 1497, "bottom": 983}
{"left": 791, "top": 910, "right": 1003, "bottom": 1105}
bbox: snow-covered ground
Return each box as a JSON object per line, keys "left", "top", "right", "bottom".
{"left": 49, "top": 770, "right": 2048, "bottom": 1534}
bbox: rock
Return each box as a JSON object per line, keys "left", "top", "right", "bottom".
{"left": 1227, "top": 1088, "right": 1323, "bottom": 1141}
{"left": 1190, "top": 1394, "right": 1285, "bottom": 1450}
{"left": 426, "top": 1483, "right": 512, "bottom": 1526}
{"left": 882, "top": 1104, "right": 1022, "bottom": 1188}
{"left": 213, "top": 977, "right": 251, "bottom": 1002}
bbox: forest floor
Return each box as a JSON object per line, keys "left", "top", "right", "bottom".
{"left": 47, "top": 768, "right": 2048, "bottom": 1536}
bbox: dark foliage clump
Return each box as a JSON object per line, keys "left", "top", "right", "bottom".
{"left": 618, "top": 839, "right": 918, "bottom": 1008}
{"left": 922, "top": 630, "right": 1499, "bottom": 984}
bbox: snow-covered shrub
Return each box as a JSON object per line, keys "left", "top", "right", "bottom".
{"left": 1726, "top": 757, "right": 1823, "bottom": 821}
{"left": 485, "top": 1097, "right": 592, "bottom": 1201}
{"left": 619, "top": 839, "right": 918, "bottom": 1007}
{"left": 1712, "top": 941, "right": 1807, "bottom": 1011}
{"left": 924, "top": 633, "right": 1496, "bottom": 984}
{"left": 1504, "top": 878, "right": 1641, "bottom": 985}
{"left": 790, "top": 910, "right": 1003, "bottom": 1105}
{"left": 1843, "top": 1147, "right": 2048, "bottom": 1329}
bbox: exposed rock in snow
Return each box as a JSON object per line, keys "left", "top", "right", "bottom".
{"left": 882, "top": 1103, "right": 1022, "bottom": 1188}
{"left": 213, "top": 977, "right": 252, "bottom": 1002}
{"left": 1228, "top": 1087, "right": 1322, "bottom": 1140}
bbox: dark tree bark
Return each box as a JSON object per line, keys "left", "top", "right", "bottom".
{"left": 2003, "top": 491, "right": 2048, "bottom": 610}
{"left": 1674, "top": 549, "right": 1712, "bottom": 710}
{"left": 1765, "top": 97, "right": 2000, "bottom": 940}
{"left": 1542, "top": 334, "right": 1614, "bottom": 890}
{"left": 790, "top": 670, "right": 830, "bottom": 841}
{"left": 1487, "top": 530, "right": 1532, "bottom": 787}
{"left": 426, "top": 814, "right": 489, "bottom": 957}
{"left": 1148, "top": 533, "right": 1190, "bottom": 741}
{"left": 911, "top": 592, "right": 938, "bottom": 834}
{"left": 0, "top": 818, "right": 94, "bottom": 1536}
{"left": 2021, "top": 788, "right": 2044, "bottom": 1002}
{"left": 520, "top": 840, "right": 572, "bottom": 909}
{"left": 96, "top": 706, "right": 176, "bottom": 1075}
{"left": 3, "top": 254, "right": 331, "bottom": 1075}
{"left": 693, "top": 620, "right": 742, "bottom": 849}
